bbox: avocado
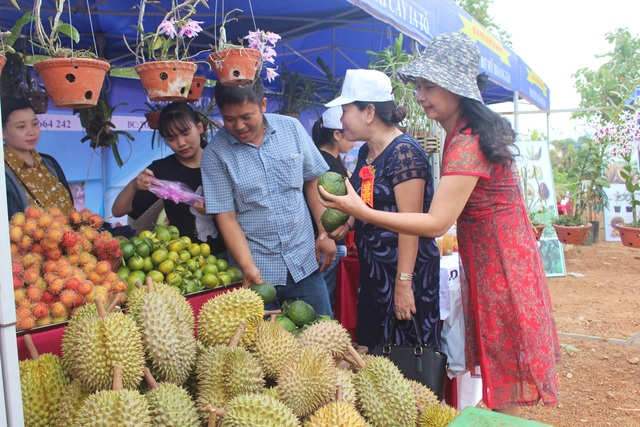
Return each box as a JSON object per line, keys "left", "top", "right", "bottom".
{"left": 321, "top": 208, "right": 349, "bottom": 232}
{"left": 318, "top": 171, "right": 347, "bottom": 201}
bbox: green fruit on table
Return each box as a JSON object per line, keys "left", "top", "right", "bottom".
{"left": 275, "top": 314, "right": 298, "bottom": 333}
{"left": 117, "top": 267, "right": 130, "bottom": 281}
{"left": 120, "top": 241, "right": 135, "bottom": 260}
{"left": 227, "top": 267, "right": 243, "bottom": 282}
{"left": 167, "top": 225, "right": 180, "bottom": 239}
{"left": 216, "top": 258, "right": 229, "bottom": 272}
{"left": 151, "top": 249, "right": 168, "bottom": 265}
{"left": 199, "top": 243, "right": 211, "bottom": 257}
{"left": 201, "top": 273, "right": 220, "bottom": 289}
{"left": 127, "top": 255, "right": 145, "bottom": 271}
{"left": 154, "top": 227, "right": 172, "bottom": 243}
{"left": 217, "top": 272, "right": 232, "bottom": 285}
{"left": 283, "top": 300, "right": 317, "bottom": 327}
{"left": 135, "top": 242, "right": 151, "bottom": 258}
{"left": 318, "top": 171, "right": 347, "bottom": 200}
{"left": 321, "top": 208, "right": 349, "bottom": 232}
{"left": 146, "top": 270, "right": 164, "bottom": 283}
{"left": 202, "top": 263, "right": 218, "bottom": 276}
{"left": 249, "top": 281, "right": 277, "bottom": 305}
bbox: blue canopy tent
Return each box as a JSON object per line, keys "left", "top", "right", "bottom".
{"left": 0, "top": 1, "right": 550, "bottom": 425}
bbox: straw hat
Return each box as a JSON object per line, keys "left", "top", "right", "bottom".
{"left": 398, "top": 32, "right": 483, "bottom": 103}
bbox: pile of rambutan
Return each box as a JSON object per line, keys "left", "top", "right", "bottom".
{"left": 10, "top": 206, "right": 127, "bottom": 331}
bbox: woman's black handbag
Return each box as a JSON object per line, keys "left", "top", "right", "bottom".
{"left": 371, "top": 315, "right": 448, "bottom": 401}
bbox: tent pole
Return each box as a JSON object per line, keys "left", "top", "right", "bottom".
{"left": 513, "top": 92, "right": 520, "bottom": 140}
{"left": 0, "top": 104, "right": 25, "bottom": 427}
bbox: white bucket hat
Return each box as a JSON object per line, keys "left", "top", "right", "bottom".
{"left": 325, "top": 69, "right": 394, "bottom": 107}
{"left": 321, "top": 106, "right": 343, "bottom": 129}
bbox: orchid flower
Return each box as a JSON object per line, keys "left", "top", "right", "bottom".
{"left": 177, "top": 20, "right": 204, "bottom": 38}
{"left": 157, "top": 18, "right": 177, "bottom": 39}
{"left": 242, "top": 29, "right": 281, "bottom": 82}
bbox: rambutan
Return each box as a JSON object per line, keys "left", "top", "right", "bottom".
{"left": 16, "top": 306, "right": 31, "bottom": 320}
{"left": 48, "top": 277, "right": 65, "bottom": 294}
{"left": 78, "top": 280, "right": 93, "bottom": 296}
{"left": 11, "top": 260, "right": 23, "bottom": 277}
{"left": 105, "top": 271, "right": 118, "bottom": 283}
{"left": 86, "top": 271, "right": 102, "bottom": 285}
{"left": 14, "top": 288, "right": 27, "bottom": 306}
{"left": 78, "top": 251, "right": 97, "bottom": 266}
{"left": 88, "top": 214, "right": 103, "bottom": 229}
{"left": 41, "top": 291, "right": 55, "bottom": 304}
{"left": 10, "top": 243, "right": 18, "bottom": 257}
{"left": 113, "top": 279, "right": 128, "bottom": 294}
{"left": 17, "top": 315, "right": 36, "bottom": 331}
{"left": 61, "top": 231, "right": 78, "bottom": 248}
{"left": 10, "top": 211, "right": 27, "bottom": 226}
{"left": 56, "top": 263, "right": 73, "bottom": 279}
{"left": 80, "top": 208, "right": 93, "bottom": 222}
{"left": 44, "top": 248, "right": 63, "bottom": 261}
{"left": 43, "top": 272, "right": 57, "bottom": 284}
{"left": 37, "top": 213, "right": 53, "bottom": 229}
{"left": 91, "top": 286, "right": 108, "bottom": 305}
{"left": 32, "top": 302, "right": 50, "bottom": 319}
{"left": 79, "top": 226, "right": 98, "bottom": 242}
{"left": 26, "top": 285, "right": 43, "bottom": 302}
{"left": 83, "top": 262, "right": 97, "bottom": 275}
{"left": 59, "top": 290, "right": 78, "bottom": 308}
{"left": 18, "top": 235, "right": 33, "bottom": 252}
{"left": 44, "top": 227, "right": 64, "bottom": 244}
{"left": 9, "top": 225, "right": 23, "bottom": 243}
{"left": 46, "top": 206, "right": 63, "bottom": 217}
{"left": 36, "top": 316, "right": 52, "bottom": 327}
{"left": 34, "top": 278, "right": 47, "bottom": 292}
{"left": 92, "top": 239, "right": 106, "bottom": 254}
{"left": 79, "top": 236, "right": 93, "bottom": 252}
{"left": 99, "top": 280, "right": 113, "bottom": 292}
{"left": 41, "top": 238, "right": 59, "bottom": 251}
{"left": 71, "top": 267, "right": 84, "bottom": 281}
{"left": 106, "top": 239, "right": 121, "bottom": 253}
{"left": 94, "top": 261, "right": 111, "bottom": 276}
{"left": 51, "top": 315, "right": 69, "bottom": 324}
{"left": 66, "top": 254, "right": 80, "bottom": 265}
{"left": 69, "top": 210, "right": 82, "bottom": 226}
{"left": 21, "top": 253, "right": 43, "bottom": 270}
{"left": 13, "top": 276, "right": 24, "bottom": 290}
{"left": 22, "top": 218, "right": 38, "bottom": 235}
{"left": 24, "top": 205, "right": 44, "bottom": 220}
{"left": 64, "top": 243, "right": 82, "bottom": 255}
{"left": 22, "top": 268, "right": 40, "bottom": 285}
{"left": 49, "top": 219, "right": 64, "bottom": 230}
{"left": 65, "top": 277, "right": 81, "bottom": 291}
{"left": 32, "top": 227, "right": 45, "bottom": 241}
{"left": 73, "top": 292, "right": 84, "bottom": 306}
{"left": 30, "top": 243, "right": 44, "bottom": 254}
{"left": 43, "top": 260, "right": 58, "bottom": 274}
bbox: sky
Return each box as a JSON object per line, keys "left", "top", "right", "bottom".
{"left": 486, "top": 0, "right": 640, "bottom": 140}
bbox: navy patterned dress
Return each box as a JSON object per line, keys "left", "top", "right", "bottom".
{"left": 350, "top": 134, "right": 441, "bottom": 350}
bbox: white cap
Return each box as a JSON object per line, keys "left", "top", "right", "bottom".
{"left": 321, "top": 106, "right": 343, "bottom": 129}
{"left": 325, "top": 69, "right": 394, "bottom": 107}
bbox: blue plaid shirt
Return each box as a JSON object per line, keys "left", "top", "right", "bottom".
{"left": 201, "top": 113, "right": 329, "bottom": 285}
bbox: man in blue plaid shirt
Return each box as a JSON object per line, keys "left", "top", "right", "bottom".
{"left": 201, "top": 79, "right": 335, "bottom": 316}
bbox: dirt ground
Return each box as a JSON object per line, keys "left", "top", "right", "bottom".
{"left": 519, "top": 224, "right": 640, "bottom": 426}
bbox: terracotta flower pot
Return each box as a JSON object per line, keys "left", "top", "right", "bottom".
{"left": 135, "top": 60, "right": 197, "bottom": 102}
{"left": 33, "top": 58, "right": 110, "bottom": 108}
{"left": 144, "top": 112, "right": 161, "bottom": 130}
{"left": 614, "top": 224, "right": 640, "bottom": 248}
{"left": 207, "top": 48, "right": 261, "bottom": 86}
{"left": 552, "top": 223, "right": 592, "bottom": 245}
{"left": 0, "top": 54, "right": 6, "bottom": 74}
{"left": 186, "top": 74, "right": 207, "bottom": 102}
{"left": 26, "top": 91, "right": 49, "bottom": 114}
{"left": 532, "top": 224, "right": 546, "bottom": 241}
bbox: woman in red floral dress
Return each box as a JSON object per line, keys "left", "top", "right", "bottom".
{"left": 319, "top": 32, "right": 561, "bottom": 417}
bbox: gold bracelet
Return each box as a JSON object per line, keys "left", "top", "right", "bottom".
{"left": 396, "top": 272, "right": 413, "bottom": 281}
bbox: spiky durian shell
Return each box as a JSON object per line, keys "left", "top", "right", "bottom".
{"left": 220, "top": 392, "right": 300, "bottom": 427}
{"left": 197, "top": 288, "right": 264, "bottom": 349}
{"left": 20, "top": 353, "right": 70, "bottom": 427}
{"left": 62, "top": 311, "right": 145, "bottom": 392}
{"left": 253, "top": 320, "right": 301, "bottom": 379}
{"left": 137, "top": 292, "right": 197, "bottom": 385}
{"left": 354, "top": 356, "right": 417, "bottom": 427}
{"left": 145, "top": 382, "right": 200, "bottom": 427}
{"left": 304, "top": 401, "right": 369, "bottom": 427}
{"left": 417, "top": 404, "right": 460, "bottom": 427}
{"left": 298, "top": 321, "right": 352, "bottom": 357}
{"left": 53, "top": 380, "right": 91, "bottom": 427}
{"left": 276, "top": 345, "right": 337, "bottom": 418}
{"left": 335, "top": 368, "right": 357, "bottom": 406}
{"left": 126, "top": 281, "right": 194, "bottom": 330}
{"left": 196, "top": 345, "right": 265, "bottom": 422}
{"left": 408, "top": 379, "right": 440, "bottom": 413}
{"left": 75, "top": 389, "right": 151, "bottom": 427}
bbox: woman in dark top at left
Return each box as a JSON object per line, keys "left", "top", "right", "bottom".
{"left": 2, "top": 97, "right": 74, "bottom": 218}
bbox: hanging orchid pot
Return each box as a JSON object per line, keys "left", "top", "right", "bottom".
{"left": 33, "top": 58, "right": 110, "bottom": 109}
{"left": 135, "top": 60, "right": 197, "bottom": 102}
{"left": 207, "top": 48, "right": 262, "bottom": 86}
{"left": 532, "top": 224, "right": 546, "bottom": 241}
{"left": 186, "top": 74, "right": 207, "bottom": 102}
{"left": 552, "top": 223, "right": 592, "bottom": 245}
{"left": 145, "top": 112, "right": 161, "bottom": 130}
{"left": 26, "top": 91, "right": 50, "bottom": 114}
{"left": 614, "top": 224, "right": 640, "bottom": 248}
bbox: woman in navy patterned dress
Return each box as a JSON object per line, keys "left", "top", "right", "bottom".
{"left": 324, "top": 69, "right": 440, "bottom": 351}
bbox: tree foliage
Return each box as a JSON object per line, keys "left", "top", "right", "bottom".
{"left": 573, "top": 28, "right": 640, "bottom": 121}
{"left": 453, "top": 0, "right": 512, "bottom": 47}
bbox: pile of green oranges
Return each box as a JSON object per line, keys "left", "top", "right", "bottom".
{"left": 117, "top": 224, "right": 242, "bottom": 296}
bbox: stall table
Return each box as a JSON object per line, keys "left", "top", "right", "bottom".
{"left": 16, "top": 285, "right": 238, "bottom": 360}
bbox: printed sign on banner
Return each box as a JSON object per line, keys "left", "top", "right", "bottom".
{"left": 515, "top": 141, "right": 567, "bottom": 277}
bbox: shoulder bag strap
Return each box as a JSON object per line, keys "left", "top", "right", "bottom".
{"left": 4, "top": 161, "right": 44, "bottom": 207}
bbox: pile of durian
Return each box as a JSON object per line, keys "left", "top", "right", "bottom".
{"left": 19, "top": 280, "right": 460, "bottom": 427}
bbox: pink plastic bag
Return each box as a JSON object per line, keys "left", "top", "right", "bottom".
{"left": 148, "top": 177, "right": 204, "bottom": 206}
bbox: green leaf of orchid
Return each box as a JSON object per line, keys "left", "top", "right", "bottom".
{"left": 57, "top": 23, "right": 80, "bottom": 43}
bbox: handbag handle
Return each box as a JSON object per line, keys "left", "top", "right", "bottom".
{"left": 382, "top": 314, "right": 423, "bottom": 355}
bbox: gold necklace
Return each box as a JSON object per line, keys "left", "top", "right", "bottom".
{"left": 366, "top": 129, "right": 397, "bottom": 165}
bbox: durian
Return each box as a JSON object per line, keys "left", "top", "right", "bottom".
{"left": 298, "top": 320, "right": 352, "bottom": 358}
{"left": 75, "top": 365, "right": 151, "bottom": 427}
{"left": 19, "top": 335, "right": 70, "bottom": 427}
{"left": 126, "top": 278, "right": 194, "bottom": 330}
{"left": 408, "top": 379, "right": 440, "bottom": 413}
{"left": 143, "top": 368, "right": 200, "bottom": 427}
{"left": 417, "top": 404, "right": 460, "bottom": 427}
{"left": 304, "top": 401, "right": 369, "bottom": 427}
{"left": 134, "top": 282, "right": 197, "bottom": 385}
{"left": 354, "top": 356, "right": 417, "bottom": 427}
{"left": 335, "top": 368, "right": 357, "bottom": 406}
{"left": 62, "top": 298, "right": 145, "bottom": 392}
{"left": 220, "top": 392, "right": 300, "bottom": 427}
{"left": 197, "top": 288, "right": 264, "bottom": 349}
{"left": 277, "top": 345, "right": 337, "bottom": 418}
{"left": 253, "top": 319, "right": 301, "bottom": 379}
{"left": 52, "top": 380, "right": 91, "bottom": 427}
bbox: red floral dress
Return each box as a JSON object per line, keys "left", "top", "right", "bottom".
{"left": 442, "top": 120, "right": 561, "bottom": 409}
